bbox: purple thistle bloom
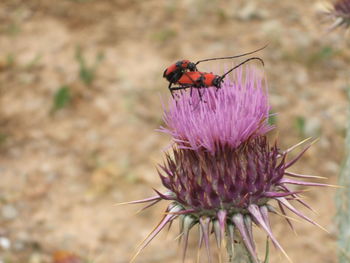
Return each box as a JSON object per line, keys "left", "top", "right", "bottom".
{"left": 160, "top": 68, "right": 272, "bottom": 153}
{"left": 126, "top": 67, "right": 332, "bottom": 263}
{"left": 327, "top": 0, "right": 350, "bottom": 30}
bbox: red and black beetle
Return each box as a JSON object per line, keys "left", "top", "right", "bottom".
{"left": 169, "top": 57, "right": 264, "bottom": 95}
{"left": 163, "top": 45, "right": 267, "bottom": 96}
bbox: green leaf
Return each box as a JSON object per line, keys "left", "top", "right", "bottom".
{"left": 79, "top": 67, "right": 95, "bottom": 86}
{"left": 0, "top": 133, "right": 8, "bottom": 145}
{"left": 6, "top": 53, "right": 15, "bottom": 67}
{"left": 268, "top": 111, "right": 277, "bottom": 125}
{"left": 75, "top": 47, "right": 104, "bottom": 86}
{"left": 308, "top": 46, "right": 335, "bottom": 66}
{"left": 52, "top": 85, "right": 71, "bottom": 112}
{"left": 315, "top": 46, "right": 334, "bottom": 60}
{"left": 151, "top": 29, "right": 177, "bottom": 43}
{"left": 264, "top": 238, "right": 270, "bottom": 263}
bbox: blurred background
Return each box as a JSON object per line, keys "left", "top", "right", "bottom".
{"left": 0, "top": 0, "right": 349, "bottom": 262}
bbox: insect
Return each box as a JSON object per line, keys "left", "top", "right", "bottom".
{"left": 168, "top": 57, "right": 264, "bottom": 96}
{"left": 163, "top": 45, "right": 267, "bottom": 96}
{"left": 163, "top": 60, "right": 198, "bottom": 84}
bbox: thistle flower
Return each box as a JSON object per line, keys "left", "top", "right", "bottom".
{"left": 160, "top": 68, "right": 271, "bottom": 153}
{"left": 126, "top": 67, "right": 331, "bottom": 263}
{"left": 327, "top": 0, "right": 350, "bottom": 30}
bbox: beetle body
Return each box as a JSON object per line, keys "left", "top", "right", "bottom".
{"left": 176, "top": 71, "right": 222, "bottom": 88}
{"left": 163, "top": 60, "right": 197, "bottom": 83}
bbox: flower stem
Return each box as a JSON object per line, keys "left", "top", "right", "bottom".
{"left": 337, "top": 88, "right": 350, "bottom": 263}
{"left": 227, "top": 230, "right": 254, "bottom": 263}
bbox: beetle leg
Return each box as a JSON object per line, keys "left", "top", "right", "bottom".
{"left": 169, "top": 86, "right": 190, "bottom": 92}
{"left": 197, "top": 87, "right": 203, "bottom": 101}
{"left": 197, "top": 74, "right": 207, "bottom": 100}
{"left": 168, "top": 82, "right": 175, "bottom": 98}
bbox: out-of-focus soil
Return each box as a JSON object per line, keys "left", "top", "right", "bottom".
{"left": 0, "top": 0, "right": 349, "bottom": 262}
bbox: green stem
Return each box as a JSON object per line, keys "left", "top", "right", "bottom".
{"left": 227, "top": 235, "right": 234, "bottom": 263}
{"left": 227, "top": 230, "right": 254, "bottom": 263}
{"left": 337, "top": 87, "right": 350, "bottom": 263}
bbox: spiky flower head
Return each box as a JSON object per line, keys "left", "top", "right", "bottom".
{"left": 160, "top": 68, "right": 271, "bottom": 153}
{"left": 127, "top": 67, "right": 331, "bottom": 263}
{"left": 326, "top": 0, "right": 350, "bottom": 30}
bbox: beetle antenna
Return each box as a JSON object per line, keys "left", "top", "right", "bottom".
{"left": 194, "top": 44, "right": 268, "bottom": 65}
{"left": 219, "top": 57, "right": 264, "bottom": 81}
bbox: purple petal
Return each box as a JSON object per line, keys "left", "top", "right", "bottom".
{"left": 160, "top": 67, "right": 271, "bottom": 153}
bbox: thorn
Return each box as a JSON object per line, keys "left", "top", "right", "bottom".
{"left": 130, "top": 204, "right": 181, "bottom": 263}
{"left": 282, "top": 137, "right": 313, "bottom": 155}
{"left": 277, "top": 198, "right": 329, "bottom": 234}
{"left": 284, "top": 171, "right": 327, "bottom": 180}
{"left": 135, "top": 200, "right": 161, "bottom": 215}
{"left": 248, "top": 204, "right": 293, "bottom": 263}
{"left": 114, "top": 195, "right": 161, "bottom": 206}
{"left": 280, "top": 178, "right": 342, "bottom": 188}
{"left": 181, "top": 215, "right": 196, "bottom": 262}
{"left": 200, "top": 217, "right": 212, "bottom": 263}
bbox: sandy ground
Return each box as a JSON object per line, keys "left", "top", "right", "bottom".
{"left": 0, "top": 0, "right": 349, "bottom": 262}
